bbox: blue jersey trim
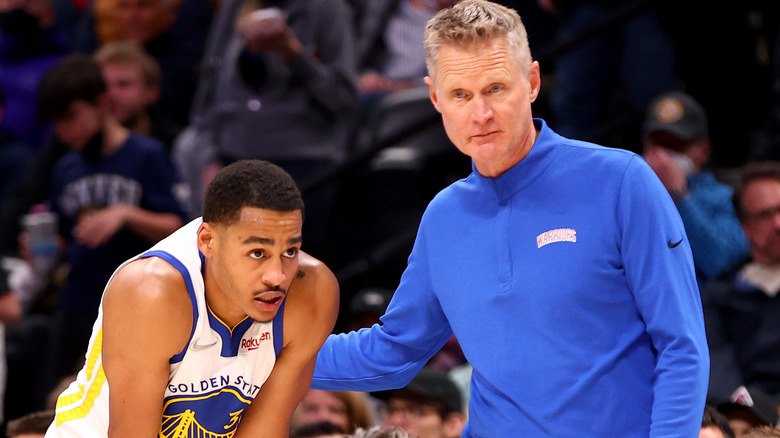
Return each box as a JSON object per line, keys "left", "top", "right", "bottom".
{"left": 273, "top": 300, "right": 285, "bottom": 358}
{"left": 139, "top": 250, "right": 198, "bottom": 364}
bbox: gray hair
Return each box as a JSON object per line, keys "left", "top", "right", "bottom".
{"left": 423, "top": 0, "right": 532, "bottom": 80}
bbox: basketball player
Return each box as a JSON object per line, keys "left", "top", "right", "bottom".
{"left": 45, "top": 160, "right": 339, "bottom": 437}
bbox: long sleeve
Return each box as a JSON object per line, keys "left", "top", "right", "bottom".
{"left": 312, "top": 222, "right": 453, "bottom": 392}
{"left": 618, "top": 157, "right": 710, "bottom": 437}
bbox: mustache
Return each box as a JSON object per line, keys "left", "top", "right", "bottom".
{"left": 253, "top": 286, "right": 287, "bottom": 296}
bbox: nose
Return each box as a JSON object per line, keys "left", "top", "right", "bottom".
{"left": 471, "top": 96, "right": 493, "bottom": 124}
{"left": 261, "top": 256, "right": 285, "bottom": 288}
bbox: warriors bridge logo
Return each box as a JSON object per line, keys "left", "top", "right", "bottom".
{"left": 160, "top": 387, "right": 253, "bottom": 437}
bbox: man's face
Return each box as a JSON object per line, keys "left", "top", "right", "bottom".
{"left": 383, "top": 395, "right": 448, "bottom": 438}
{"left": 296, "top": 389, "right": 350, "bottom": 432}
{"left": 741, "top": 178, "right": 780, "bottom": 266}
{"left": 198, "top": 207, "right": 303, "bottom": 326}
{"left": 54, "top": 100, "right": 103, "bottom": 150}
{"left": 101, "top": 62, "right": 157, "bottom": 124}
{"left": 425, "top": 38, "right": 540, "bottom": 178}
{"left": 116, "top": 0, "right": 174, "bottom": 43}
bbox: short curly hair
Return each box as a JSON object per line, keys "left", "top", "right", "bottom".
{"left": 202, "top": 160, "right": 304, "bottom": 226}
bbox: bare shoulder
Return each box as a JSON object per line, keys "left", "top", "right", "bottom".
{"left": 283, "top": 251, "right": 339, "bottom": 346}
{"left": 103, "top": 257, "right": 193, "bottom": 354}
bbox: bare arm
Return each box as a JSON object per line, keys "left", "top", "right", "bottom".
{"left": 102, "top": 257, "right": 192, "bottom": 438}
{"left": 234, "top": 252, "right": 339, "bottom": 438}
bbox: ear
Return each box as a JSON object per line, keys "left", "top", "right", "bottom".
{"left": 425, "top": 76, "right": 442, "bottom": 113}
{"left": 442, "top": 411, "right": 466, "bottom": 437}
{"left": 197, "top": 222, "right": 216, "bottom": 257}
{"left": 145, "top": 85, "right": 161, "bottom": 105}
{"left": 528, "top": 61, "right": 541, "bottom": 103}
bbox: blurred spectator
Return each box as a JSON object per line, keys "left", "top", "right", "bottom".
{"left": 353, "top": 0, "right": 456, "bottom": 98}
{"left": 291, "top": 420, "right": 347, "bottom": 438}
{"left": 174, "top": 0, "right": 357, "bottom": 258}
{"left": 718, "top": 386, "right": 779, "bottom": 438}
{"left": 642, "top": 90, "right": 750, "bottom": 281}
{"left": 350, "top": 426, "right": 413, "bottom": 438}
{"left": 375, "top": 368, "right": 465, "bottom": 438}
{"left": 540, "top": 0, "right": 678, "bottom": 150}
{"left": 93, "top": 40, "right": 179, "bottom": 149}
{"left": 744, "top": 427, "right": 780, "bottom": 438}
{"left": 702, "top": 161, "right": 780, "bottom": 404}
{"left": 291, "top": 388, "right": 375, "bottom": 435}
{"left": 0, "top": 0, "right": 71, "bottom": 149}
{"left": 5, "top": 409, "right": 54, "bottom": 437}
{"left": 75, "top": 0, "right": 212, "bottom": 130}
{"left": 347, "top": 287, "right": 393, "bottom": 332}
{"left": 0, "top": 87, "right": 36, "bottom": 200}
{"left": 32, "top": 53, "right": 184, "bottom": 393}
{"left": 703, "top": 404, "right": 737, "bottom": 438}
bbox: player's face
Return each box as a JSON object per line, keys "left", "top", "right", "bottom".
{"left": 199, "top": 207, "right": 303, "bottom": 327}
{"left": 741, "top": 178, "right": 780, "bottom": 266}
{"left": 425, "top": 38, "right": 540, "bottom": 178}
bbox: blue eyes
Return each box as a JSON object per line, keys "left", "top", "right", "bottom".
{"left": 452, "top": 84, "right": 503, "bottom": 99}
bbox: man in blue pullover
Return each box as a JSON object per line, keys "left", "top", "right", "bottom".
{"left": 310, "top": 1, "right": 710, "bottom": 436}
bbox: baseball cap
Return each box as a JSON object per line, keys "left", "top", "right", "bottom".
{"left": 718, "top": 385, "right": 780, "bottom": 426}
{"left": 349, "top": 287, "right": 394, "bottom": 316}
{"left": 374, "top": 368, "right": 462, "bottom": 414}
{"left": 643, "top": 90, "right": 709, "bottom": 142}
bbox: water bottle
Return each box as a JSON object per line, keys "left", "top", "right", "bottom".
{"left": 20, "top": 204, "right": 59, "bottom": 276}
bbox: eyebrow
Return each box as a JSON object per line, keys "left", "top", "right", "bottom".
{"left": 241, "top": 236, "right": 302, "bottom": 245}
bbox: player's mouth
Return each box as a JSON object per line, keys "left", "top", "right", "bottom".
{"left": 253, "top": 291, "right": 286, "bottom": 312}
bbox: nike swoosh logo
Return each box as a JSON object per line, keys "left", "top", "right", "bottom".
{"left": 191, "top": 338, "right": 218, "bottom": 351}
{"left": 668, "top": 238, "right": 683, "bottom": 248}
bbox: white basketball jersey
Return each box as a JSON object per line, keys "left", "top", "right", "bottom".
{"left": 46, "top": 218, "right": 283, "bottom": 438}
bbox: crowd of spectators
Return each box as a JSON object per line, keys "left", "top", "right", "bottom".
{"left": 0, "top": 0, "right": 778, "bottom": 435}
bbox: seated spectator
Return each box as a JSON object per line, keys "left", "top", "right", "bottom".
{"left": 702, "top": 161, "right": 780, "bottom": 404}
{"left": 350, "top": 426, "right": 413, "bottom": 438}
{"left": 353, "top": 0, "right": 456, "bottom": 98}
{"left": 32, "top": 53, "right": 185, "bottom": 393}
{"left": 642, "top": 90, "right": 749, "bottom": 282}
{"left": 0, "top": 86, "right": 35, "bottom": 200}
{"left": 174, "top": 0, "right": 357, "bottom": 258}
{"left": 347, "top": 287, "right": 393, "bottom": 332}
{"left": 291, "top": 420, "right": 347, "bottom": 438}
{"left": 93, "top": 40, "right": 179, "bottom": 149}
{"left": 291, "top": 388, "right": 375, "bottom": 435}
{"left": 5, "top": 409, "right": 54, "bottom": 438}
{"left": 744, "top": 426, "right": 780, "bottom": 438}
{"left": 718, "top": 386, "right": 780, "bottom": 438}
{"left": 0, "top": 0, "right": 71, "bottom": 148}
{"left": 375, "top": 368, "right": 465, "bottom": 438}
{"left": 702, "top": 404, "right": 736, "bottom": 438}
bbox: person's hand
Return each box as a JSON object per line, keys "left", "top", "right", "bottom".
{"left": 237, "top": 9, "right": 302, "bottom": 58}
{"left": 643, "top": 146, "right": 687, "bottom": 192}
{"left": 358, "top": 72, "right": 393, "bottom": 94}
{"left": 73, "top": 205, "right": 130, "bottom": 249}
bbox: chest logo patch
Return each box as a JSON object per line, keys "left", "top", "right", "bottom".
{"left": 536, "top": 228, "right": 577, "bottom": 248}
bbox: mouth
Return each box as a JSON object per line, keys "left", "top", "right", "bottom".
{"left": 252, "top": 290, "right": 286, "bottom": 311}
{"left": 471, "top": 131, "right": 500, "bottom": 141}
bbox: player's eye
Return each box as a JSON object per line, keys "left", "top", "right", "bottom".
{"left": 282, "top": 248, "right": 298, "bottom": 259}
{"left": 249, "top": 250, "right": 265, "bottom": 260}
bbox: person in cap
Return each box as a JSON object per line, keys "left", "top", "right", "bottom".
{"left": 642, "top": 90, "right": 750, "bottom": 282}
{"left": 347, "top": 287, "right": 394, "bottom": 332}
{"left": 377, "top": 368, "right": 464, "bottom": 438}
{"left": 718, "top": 386, "right": 780, "bottom": 437}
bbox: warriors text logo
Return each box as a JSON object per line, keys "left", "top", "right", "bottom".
{"left": 537, "top": 228, "right": 577, "bottom": 248}
{"left": 240, "top": 332, "right": 270, "bottom": 351}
